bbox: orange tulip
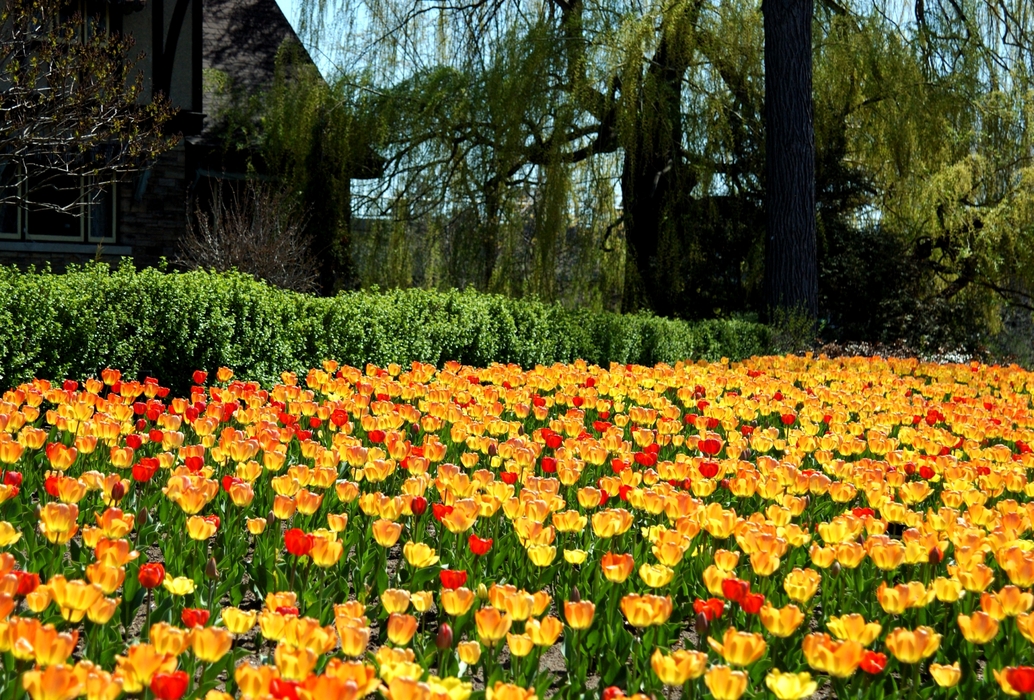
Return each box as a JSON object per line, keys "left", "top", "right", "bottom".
{"left": 884, "top": 626, "right": 941, "bottom": 664}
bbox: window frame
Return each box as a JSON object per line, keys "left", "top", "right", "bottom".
{"left": 0, "top": 163, "right": 118, "bottom": 243}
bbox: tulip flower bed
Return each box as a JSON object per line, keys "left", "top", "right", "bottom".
{"left": 1, "top": 355, "right": 1034, "bottom": 700}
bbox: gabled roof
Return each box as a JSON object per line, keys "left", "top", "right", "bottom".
{"left": 202, "top": 0, "right": 319, "bottom": 134}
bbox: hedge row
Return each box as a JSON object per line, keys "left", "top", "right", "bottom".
{"left": 0, "top": 263, "right": 771, "bottom": 390}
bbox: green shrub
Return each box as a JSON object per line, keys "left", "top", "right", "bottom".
{"left": 0, "top": 263, "right": 771, "bottom": 389}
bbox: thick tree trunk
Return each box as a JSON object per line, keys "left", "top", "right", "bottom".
{"left": 620, "top": 37, "right": 691, "bottom": 317}
{"left": 762, "top": 0, "right": 818, "bottom": 319}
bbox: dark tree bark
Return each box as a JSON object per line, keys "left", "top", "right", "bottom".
{"left": 762, "top": 0, "right": 819, "bottom": 319}
{"left": 620, "top": 34, "right": 694, "bottom": 317}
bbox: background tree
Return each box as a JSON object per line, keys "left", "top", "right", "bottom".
{"left": 762, "top": 0, "right": 818, "bottom": 320}
{"left": 0, "top": 0, "right": 177, "bottom": 212}
{"left": 268, "top": 0, "right": 1034, "bottom": 355}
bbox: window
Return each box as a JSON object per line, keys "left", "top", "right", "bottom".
{"left": 0, "top": 163, "right": 20, "bottom": 240}
{"left": 58, "top": 0, "right": 110, "bottom": 42}
{"left": 0, "top": 163, "right": 117, "bottom": 243}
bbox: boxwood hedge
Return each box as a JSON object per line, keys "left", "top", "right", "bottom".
{"left": 0, "top": 263, "right": 771, "bottom": 390}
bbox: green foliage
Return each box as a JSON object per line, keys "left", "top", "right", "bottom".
{"left": 270, "top": 0, "right": 1034, "bottom": 351}
{"left": 0, "top": 263, "right": 770, "bottom": 390}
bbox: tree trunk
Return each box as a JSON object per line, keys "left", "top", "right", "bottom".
{"left": 762, "top": 0, "right": 818, "bottom": 319}
{"left": 620, "top": 36, "right": 692, "bottom": 317}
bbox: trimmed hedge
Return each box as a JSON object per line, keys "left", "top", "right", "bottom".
{"left": 0, "top": 263, "right": 771, "bottom": 389}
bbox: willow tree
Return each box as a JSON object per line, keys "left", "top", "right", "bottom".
{"left": 282, "top": 0, "right": 1034, "bottom": 348}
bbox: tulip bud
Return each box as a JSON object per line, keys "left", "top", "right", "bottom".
{"left": 570, "top": 586, "right": 581, "bottom": 603}
{"left": 31, "top": 505, "right": 41, "bottom": 524}
{"left": 488, "top": 443, "right": 498, "bottom": 457}
{"left": 411, "top": 496, "right": 428, "bottom": 516}
{"left": 110, "top": 481, "right": 126, "bottom": 503}
{"left": 517, "top": 425, "right": 525, "bottom": 436}
{"left": 695, "top": 611, "right": 710, "bottom": 639}
{"left": 476, "top": 583, "right": 489, "bottom": 602}
{"left": 830, "top": 561, "right": 842, "bottom": 579}
{"left": 740, "top": 448, "right": 753, "bottom": 461}
{"left": 267, "top": 510, "right": 275, "bottom": 529}
{"left": 929, "top": 547, "right": 943, "bottom": 566}
{"left": 205, "top": 557, "right": 219, "bottom": 581}
{"left": 410, "top": 423, "right": 420, "bottom": 435}
{"left": 436, "top": 622, "right": 453, "bottom": 649}
{"left": 138, "top": 507, "right": 149, "bottom": 527}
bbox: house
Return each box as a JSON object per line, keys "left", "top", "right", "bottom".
{"left": 0, "top": 0, "right": 325, "bottom": 268}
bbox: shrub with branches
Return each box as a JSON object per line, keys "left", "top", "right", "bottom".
{"left": 178, "top": 181, "right": 320, "bottom": 293}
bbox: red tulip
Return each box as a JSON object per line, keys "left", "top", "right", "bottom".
{"left": 500, "top": 472, "right": 518, "bottom": 485}
{"left": 109, "top": 481, "right": 126, "bottom": 503}
{"left": 699, "top": 462, "right": 720, "bottom": 479}
{"left": 284, "top": 528, "right": 314, "bottom": 557}
{"left": 468, "top": 535, "right": 493, "bottom": 556}
{"left": 15, "top": 571, "right": 40, "bottom": 596}
{"left": 436, "top": 622, "right": 454, "bottom": 649}
{"left": 440, "top": 569, "right": 468, "bottom": 590}
{"left": 132, "top": 461, "right": 157, "bottom": 483}
{"left": 192, "top": 370, "right": 208, "bottom": 385}
{"left": 368, "top": 430, "right": 386, "bottom": 443}
{"left": 269, "top": 678, "right": 300, "bottom": 700}
{"left": 860, "top": 651, "right": 887, "bottom": 674}
{"left": 541, "top": 457, "right": 557, "bottom": 473}
{"left": 138, "top": 562, "right": 165, "bottom": 589}
{"left": 1008, "top": 668, "right": 1034, "bottom": 694}
{"left": 740, "top": 592, "right": 765, "bottom": 614}
{"left": 721, "top": 578, "right": 750, "bottom": 604}
{"left": 151, "top": 671, "right": 189, "bottom": 700}
{"left": 699, "top": 438, "right": 722, "bottom": 456}
{"left": 411, "top": 496, "right": 428, "bottom": 516}
{"left": 181, "top": 608, "right": 210, "bottom": 628}
{"left": 693, "top": 598, "right": 724, "bottom": 621}
{"left": 3, "top": 471, "right": 22, "bottom": 487}
{"left": 276, "top": 606, "right": 300, "bottom": 617}
{"left": 432, "top": 503, "right": 454, "bottom": 521}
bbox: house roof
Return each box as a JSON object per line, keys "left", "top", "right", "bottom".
{"left": 201, "top": 0, "right": 319, "bottom": 135}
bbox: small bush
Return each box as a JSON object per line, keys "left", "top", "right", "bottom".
{"left": 0, "top": 263, "right": 771, "bottom": 390}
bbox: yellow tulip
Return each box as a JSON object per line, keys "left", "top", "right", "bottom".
{"left": 827, "top": 614, "right": 881, "bottom": 647}
{"left": 704, "top": 665, "right": 749, "bottom": 700}
{"left": 162, "top": 577, "right": 196, "bottom": 596}
{"left": 760, "top": 604, "right": 805, "bottom": 638}
{"left": 650, "top": 648, "right": 707, "bottom": 685}
{"left": 191, "top": 627, "right": 233, "bottom": 662}
{"left": 884, "top": 626, "right": 941, "bottom": 664}
{"left": 929, "top": 662, "right": 962, "bottom": 688}
{"left": 707, "top": 627, "right": 767, "bottom": 666}
{"left": 957, "top": 612, "right": 999, "bottom": 644}
{"left": 475, "top": 607, "right": 512, "bottom": 645}
{"left": 765, "top": 670, "right": 818, "bottom": 700}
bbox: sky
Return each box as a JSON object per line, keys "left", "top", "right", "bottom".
{"left": 273, "top": 0, "right": 338, "bottom": 78}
